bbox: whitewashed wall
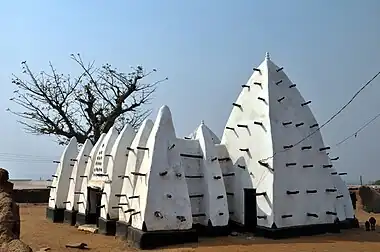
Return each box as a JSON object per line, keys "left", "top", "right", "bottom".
{"left": 49, "top": 137, "right": 78, "bottom": 209}
{"left": 221, "top": 54, "right": 338, "bottom": 229}
{"left": 77, "top": 134, "right": 105, "bottom": 215}
{"left": 66, "top": 140, "right": 93, "bottom": 212}
{"left": 329, "top": 166, "right": 354, "bottom": 220}
{"left": 131, "top": 106, "right": 192, "bottom": 231}
{"left": 118, "top": 119, "right": 154, "bottom": 223}
{"left": 177, "top": 138, "right": 203, "bottom": 224}
{"left": 266, "top": 57, "right": 337, "bottom": 228}
{"left": 100, "top": 124, "right": 136, "bottom": 220}
{"left": 194, "top": 123, "right": 229, "bottom": 226}
{"left": 221, "top": 58, "right": 274, "bottom": 227}
{"left": 91, "top": 126, "right": 119, "bottom": 179}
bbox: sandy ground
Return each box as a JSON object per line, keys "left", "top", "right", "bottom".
{"left": 19, "top": 204, "right": 380, "bottom": 252}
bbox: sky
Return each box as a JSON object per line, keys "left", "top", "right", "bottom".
{"left": 0, "top": 0, "right": 379, "bottom": 183}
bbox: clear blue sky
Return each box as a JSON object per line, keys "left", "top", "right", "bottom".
{"left": 0, "top": 0, "right": 379, "bottom": 183}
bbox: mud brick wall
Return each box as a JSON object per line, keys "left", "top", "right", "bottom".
{"left": 13, "top": 189, "right": 49, "bottom": 203}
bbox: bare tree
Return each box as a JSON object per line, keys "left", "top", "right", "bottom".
{"left": 8, "top": 53, "right": 167, "bottom": 145}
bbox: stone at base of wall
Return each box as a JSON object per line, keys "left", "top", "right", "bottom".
{"left": 46, "top": 207, "right": 65, "bottom": 223}
{"left": 127, "top": 226, "right": 198, "bottom": 250}
{"left": 98, "top": 217, "right": 116, "bottom": 236}
{"left": 115, "top": 221, "right": 129, "bottom": 239}
{"left": 193, "top": 223, "right": 230, "bottom": 237}
{"left": 255, "top": 223, "right": 340, "bottom": 239}
{"left": 63, "top": 209, "right": 77, "bottom": 226}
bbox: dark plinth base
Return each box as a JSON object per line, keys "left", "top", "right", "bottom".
{"left": 75, "top": 212, "right": 98, "bottom": 226}
{"left": 115, "top": 221, "right": 129, "bottom": 238}
{"left": 193, "top": 223, "right": 230, "bottom": 237}
{"left": 98, "top": 217, "right": 116, "bottom": 236}
{"left": 255, "top": 223, "right": 340, "bottom": 239}
{"left": 46, "top": 207, "right": 65, "bottom": 223}
{"left": 228, "top": 220, "right": 255, "bottom": 233}
{"left": 75, "top": 212, "right": 87, "bottom": 226}
{"left": 127, "top": 226, "right": 198, "bottom": 250}
{"left": 63, "top": 209, "right": 77, "bottom": 226}
{"left": 340, "top": 218, "right": 360, "bottom": 229}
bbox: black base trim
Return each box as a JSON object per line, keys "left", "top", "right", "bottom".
{"left": 75, "top": 212, "right": 98, "bottom": 226}
{"left": 46, "top": 207, "right": 65, "bottom": 223}
{"left": 127, "top": 226, "right": 198, "bottom": 250}
{"left": 193, "top": 223, "right": 230, "bottom": 237}
{"left": 98, "top": 217, "right": 116, "bottom": 236}
{"left": 63, "top": 209, "right": 77, "bottom": 226}
{"left": 340, "top": 218, "right": 360, "bottom": 229}
{"left": 228, "top": 220, "right": 255, "bottom": 233}
{"left": 87, "top": 213, "right": 98, "bottom": 224}
{"left": 115, "top": 221, "right": 129, "bottom": 239}
{"left": 75, "top": 212, "right": 87, "bottom": 226}
{"left": 255, "top": 223, "right": 340, "bottom": 239}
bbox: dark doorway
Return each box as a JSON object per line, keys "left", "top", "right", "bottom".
{"left": 87, "top": 187, "right": 102, "bottom": 225}
{"left": 244, "top": 188, "right": 257, "bottom": 231}
{"left": 350, "top": 191, "right": 357, "bottom": 210}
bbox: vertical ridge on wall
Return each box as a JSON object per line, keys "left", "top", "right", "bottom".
{"left": 329, "top": 164, "right": 354, "bottom": 220}
{"left": 92, "top": 126, "right": 119, "bottom": 179}
{"left": 84, "top": 127, "right": 118, "bottom": 219}
{"left": 195, "top": 123, "right": 229, "bottom": 227}
{"left": 118, "top": 119, "right": 154, "bottom": 224}
{"left": 101, "top": 124, "right": 136, "bottom": 220}
{"left": 66, "top": 139, "right": 93, "bottom": 212}
{"left": 130, "top": 105, "right": 192, "bottom": 231}
{"left": 177, "top": 138, "right": 203, "bottom": 225}
{"left": 49, "top": 137, "right": 78, "bottom": 210}
{"left": 77, "top": 134, "right": 106, "bottom": 215}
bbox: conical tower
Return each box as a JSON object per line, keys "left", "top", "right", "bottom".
{"left": 99, "top": 123, "right": 136, "bottom": 235}
{"left": 46, "top": 137, "right": 78, "bottom": 223}
{"left": 64, "top": 139, "right": 93, "bottom": 225}
{"left": 221, "top": 53, "right": 338, "bottom": 231}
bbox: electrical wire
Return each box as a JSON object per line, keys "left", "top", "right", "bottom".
{"left": 334, "top": 112, "right": 380, "bottom": 147}
{"left": 260, "top": 70, "right": 380, "bottom": 162}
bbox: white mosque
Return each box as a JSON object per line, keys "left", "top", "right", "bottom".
{"left": 46, "top": 53, "right": 357, "bottom": 249}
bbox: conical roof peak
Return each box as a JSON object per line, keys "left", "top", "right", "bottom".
{"left": 265, "top": 52, "right": 270, "bottom": 60}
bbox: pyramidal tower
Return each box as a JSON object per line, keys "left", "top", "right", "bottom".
{"left": 221, "top": 53, "right": 340, "bottom": 234}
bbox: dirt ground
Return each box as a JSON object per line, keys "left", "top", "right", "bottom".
{"left": 19, "top": 204, "right": 380, "bottom": 252}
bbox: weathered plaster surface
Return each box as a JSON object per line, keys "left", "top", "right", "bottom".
{"left": 180, "top": 123, "right": 228, "bottom": 227}
{"left": 188, "top": 124, "right": 221, "bottom": 144}
{"left": 100, "top": 124, "right": 136, "bottom": 220}
{"left": 330, "top": 166, "right": 354, "bottom": 220}
{"left": 49, "top": 137, "right": 78, "bottom": 209}
{"left": 91, "top": 126, "right": 119, "bottom": 180}
{"left": 131, "top": 105, "right": 192, "bottom": 231}
{"left": 177, "top": 138, "right": 203, "bottom": 224}
{"left": 215, "top": 144, "right": 235, "bottom": 221}
{"left": 77, "top": 134, "right": 105, "bottom": 215}
{"left": 221, "top": 54, "right": 337, "bottom": 229}
{"left": 118, "top": 119, "right": 153, "bottom": 223}
{"left": 195, "top": 123, "right": 229, "bottom": 226}
{"left": 66, "top": 139, "right": 93, "bottom": 212}
{"left": 84, "top": 127, "right": 118, "bottom": 216}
